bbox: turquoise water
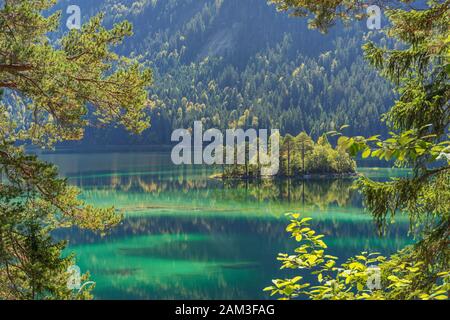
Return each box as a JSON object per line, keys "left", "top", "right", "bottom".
{"left": 43, "top": 150, "right": 412, "bottom": 300}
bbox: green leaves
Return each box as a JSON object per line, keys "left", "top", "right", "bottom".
{"left": 224, "top": 131, "right": 356, "bottom": 179}
{"left": 1, "top": 2, "right": 153, "bottom": 145}
{"left": 0, "top": 0, "right": 150, "bottom": 300}
{"left": 337, "top": 129, "right": 450, "bottom": 167}
{"left": 361, "top": 148, "right": 371, "bottom": 159}
{"left": 268, "top": 0, "right": 370, "bottom": 32}
{"left": 264, "top": 276, "right": 310, "bottom": 299}
{"left": 267, "top": 0, "right": 450, "bottom": 302}
{"left": 266, "top": 214, "right": 450, "bottom": 300}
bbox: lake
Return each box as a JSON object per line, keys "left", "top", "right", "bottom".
{"left": 42, "top": 149, "right": 412, "bottom": 300}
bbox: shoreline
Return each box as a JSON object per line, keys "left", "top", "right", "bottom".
{"left": 209, "top": 172, "right": 360, "bottom": 181}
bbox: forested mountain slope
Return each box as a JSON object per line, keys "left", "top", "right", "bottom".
{"left": 55, "top": 0, "right": 394, "bottom": 145}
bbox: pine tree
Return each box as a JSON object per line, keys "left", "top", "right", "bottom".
{"left": 267, "top": 0, "right": 449, "bottom": 299}
{"left": 0, "top": 0, "right": 152, "bottom": 299}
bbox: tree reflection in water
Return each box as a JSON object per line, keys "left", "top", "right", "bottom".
{"left": 46, "top": 154, "right": 411, "bottom": 299}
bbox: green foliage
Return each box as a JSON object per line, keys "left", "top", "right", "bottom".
{"left": 0, "top": 0, "right": 150, "bottom": 299}
{"left": 1, "top": 0, "right": 152, "bottom": 145}
{"left": 146, "top": 32, "right": 392, "bottom": 143}
{"left": 265, "top": 213, "right": 449, "bottom": 300}
{"left": 266, "top": 0, "right": 449, "bottom": 300}
{"left": 269, "top": 0, "right": 371, "bottom": 31}
{"left": 223, "top": 131, "right": 356, "bottom": 178}
{"left": 59, "top": 0, "right": 394, "bottom": 145}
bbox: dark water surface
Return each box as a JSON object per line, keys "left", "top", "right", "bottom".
{"left": 43, "top": 149, "right": 411, "bottom": 300}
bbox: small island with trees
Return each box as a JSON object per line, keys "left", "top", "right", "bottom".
{"left": 216, "top": 132, "right": 357, "bottom": 179}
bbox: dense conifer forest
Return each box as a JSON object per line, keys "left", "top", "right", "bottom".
{"left": 54, "top": 0, "right": 394, "bottom": 145}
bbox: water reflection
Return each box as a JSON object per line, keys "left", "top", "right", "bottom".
{"left": 44, "top": 151, "right": 411, "bottom": 300}
{"left": 69, "top": 168, "right": 359, "bottom": 208}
